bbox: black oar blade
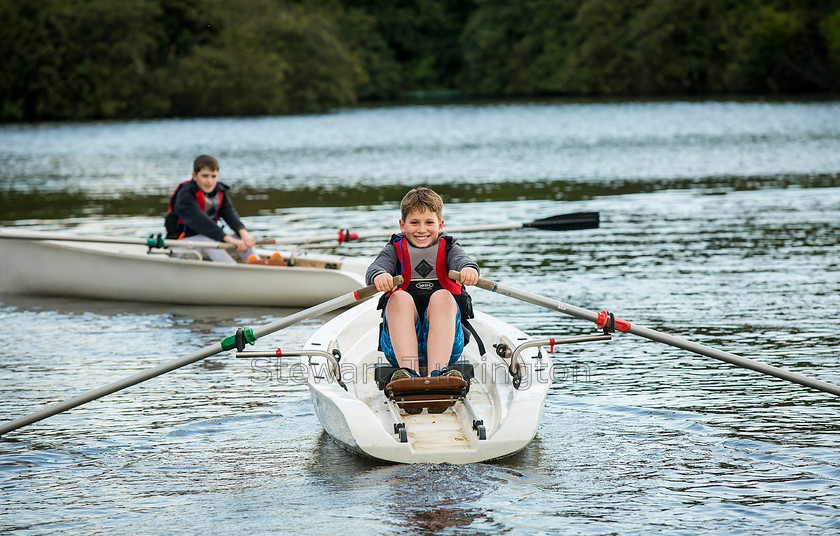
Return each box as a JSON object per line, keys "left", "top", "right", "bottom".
{"left": 523, "top": 211, "right": 599, "bottom": 231}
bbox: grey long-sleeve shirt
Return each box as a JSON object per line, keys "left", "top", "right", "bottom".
{"left": 365, "top": 233, "right": 479, "bottom": 285}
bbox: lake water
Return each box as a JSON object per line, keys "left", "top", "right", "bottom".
{"left": 1, "top": 99, "right": 839, "bottom": 535}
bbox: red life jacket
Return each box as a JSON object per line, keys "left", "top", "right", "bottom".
{"left": 379, "top": 234, "right": 473, "bottom": 322}
{"left": 164, "top": 180, "right": 223, "bottom": 239}
{"left": 391, "top": 235, "right": 462, "bottom": 296}
{"left": 377, "top": 234, "right": 482, "bottom": 354}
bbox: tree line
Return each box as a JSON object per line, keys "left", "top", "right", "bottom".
{"left": 2, "top": 0, "right": 838, "bottom": 122}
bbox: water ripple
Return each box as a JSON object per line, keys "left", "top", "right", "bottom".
{"left": 1, "top": 104, "right": 840, "bottom": 534}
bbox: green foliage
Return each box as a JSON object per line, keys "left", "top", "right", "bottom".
{"left": 459, "top": 0, "right": 840, "bottom": 97}
{"left": 459, "top": 0, "right": 583, "bottom": 96}
{"left": 824, "top": 9, "right": 840, "bottom": 87}
{"left": 1, "top": 0, "right": 839, "bottom": 122}
{"left": 168, "top": 0, "right": 363, "bottom": 116}
{"left": 0, "top": 0, "right": 173, "bottom": 120}
{"left": 341, "top": 0, "right": 474, "bottom": 91}
{"left": 326, "top": 4, "right": 402, "bottom": 99}
{"left": 723, "top": 1, "right": 840, "bottom": 92}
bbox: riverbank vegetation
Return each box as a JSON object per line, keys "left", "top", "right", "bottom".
{"left": 2, "top": 0, "right": 838, "bottom": 121}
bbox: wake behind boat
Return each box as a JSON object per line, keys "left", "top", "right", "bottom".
{"left": 0, "top": 228, "right": 369, "bottom": 307}
{"left": 239, "top": 298, "right": 611, "bottom": 464}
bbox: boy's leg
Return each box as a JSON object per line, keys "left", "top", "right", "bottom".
{"left": 180, "top": 235, "right": 236, "bottom": 263}
{"left": 234, "top": 244, "right": 259, "bottom": 262}
{"left": 424, "top": 290, "right": 459, "bottom": 375}
{"left": 383, "top": 290, "right": 421, "bottom": 372}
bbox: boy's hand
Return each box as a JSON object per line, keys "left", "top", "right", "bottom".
{"left": 373, "top": 273, "right": 397, "bottom": 292}
{"left": 224, "top": 235, "right": 249, "bottom": 252}
{"left": 239, "top": 230, "right": 257, "bottom": 249}
{"left": 460, "top": 266, "right": 479, "bottom": 286}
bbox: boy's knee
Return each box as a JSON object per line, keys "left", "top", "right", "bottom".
{"left": 428, "top": 290, "right": 457, "bottom": 311}
{"left": 387, "top": 290, "right": 414, "bottom": 310}
{"left": 384, "top": 291, "right": 418, "bottom": 324}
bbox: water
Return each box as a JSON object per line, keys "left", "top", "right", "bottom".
{"left": 1, "top": 99, "right": 839, "bottom": 534}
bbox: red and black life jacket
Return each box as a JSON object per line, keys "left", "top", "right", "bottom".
{"left": 377, "top": 233, "right": 483, "bottom": 353}
{"left": 164, "top": 180, "right": 223, "bottom": 239}
{"left": 378, "top": 234, "right": 475, "bottom": 321}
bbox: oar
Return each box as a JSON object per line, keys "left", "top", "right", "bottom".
{"left": 0, "top": 229, "right": 240, "bottom": 251}
{"left": 265, "top": 211, "right": 600, "bottom": 245}
{"left": 450, "top": 270, "right": 840, "bottom": 397}
{"left": 0, "top": 277, "right": 400, "bottom": 437}
{"left": 0, "top": 211, "right": 599, "bottom": 250}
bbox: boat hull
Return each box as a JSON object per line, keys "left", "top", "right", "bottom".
{"left": 0, "top": 233, "right": 368, "bottom": 307}
{"left": 305, "top": 299, "right": 553, "bottom": 464}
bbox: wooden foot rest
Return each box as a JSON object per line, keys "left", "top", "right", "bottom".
{"left": 374, "top": 364, "right": 475, "bottom": 390}
{"left": 384, "top": 376, "right": 469, "bottom": 412}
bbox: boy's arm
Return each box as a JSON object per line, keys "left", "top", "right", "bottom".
{"left": 173, "top": 188, "right": 227, "bottom": 241}
{"left": 366, "top": 244, "right": 399, "bottom": 287}
{"left": 447, "top": 242, "right": 479, "bottom": 286}
{"left": 447, "top": 243, "right": 479, "bottom": 274}
{"left": 218, "top": 191, "right": 247, "bottom": 235}
{"left": 218, "top": 195, "right": 256, "bottom": 248}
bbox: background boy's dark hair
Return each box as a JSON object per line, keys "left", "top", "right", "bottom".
{"left": 193, "top": 154, "right": 219, "bottom": 173}
{"left": 400, "top": 187, "right": 443, "bottom": 221}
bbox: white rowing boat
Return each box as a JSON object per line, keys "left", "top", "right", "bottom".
{"left": 0, "top": 229, "right": 369, "bottom": 307}
{"left": 0, "top": 213, "right": 599, "bottom": 308}
{"left": 245, "top": 298, "right": 611, "bottom": 464}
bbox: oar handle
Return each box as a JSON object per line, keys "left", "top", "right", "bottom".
{"left": 448, "top": 270, "right": 487, "bottom": 289}
{"left": 356, "top": 275, "right": 402, "bottom": 301}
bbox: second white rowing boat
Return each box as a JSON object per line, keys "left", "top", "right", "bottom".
{"left": 0, "top": 229, "right": 370, "bottom": 307}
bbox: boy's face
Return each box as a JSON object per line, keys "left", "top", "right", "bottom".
{"left": 192, "top": 166, "right": 219, "bottom": 194}
{"left": 400, "top": 208, "right": 443, "bottom": 248}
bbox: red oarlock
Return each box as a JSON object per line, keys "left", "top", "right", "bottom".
{"left": 595, "top": 310, "right": 631, "bottom": 333}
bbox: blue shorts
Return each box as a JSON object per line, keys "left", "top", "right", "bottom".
{"left": 380, "top": 307, "right": 464, "bottom": 369}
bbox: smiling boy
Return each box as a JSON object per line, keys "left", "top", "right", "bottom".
{"left": 164, "top": 154, "right": 258, "bottom": 263}
{"left": 367, "top": 187, "right": 479, "bottom": 393}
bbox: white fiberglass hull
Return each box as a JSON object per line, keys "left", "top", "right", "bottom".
{"left": 305, "top": 299, "right": 553, "bottom": 464}
{"left": 0, "top": 231, "right": 369, "bottom": 307}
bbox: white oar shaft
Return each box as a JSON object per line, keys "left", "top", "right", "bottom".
{"left": 0, "top": 344, "right": 223, "bottom": 436}
{"left": 266, "top": 223, "right": 523, "bottom": 245}
{"left": 0, "top": 230, "right": 237, "bottom": 250}
{"left": 444, "top": 222, "right": 523, "bottom": 233}
{"left": 267, "top": 229, "right": 386, "bottom": 245}
{"left": 472, "top": 276, "right": 600, "bottom": 323}
{"left": 453, "top": 271, "right": 840, "bottom": 397}
{"left": 0, "top": 279, "right": 390, "bottom": 436}
{"left": 622, "top": 324, "right": 840, "bottom": 396}
{"left": 0, "top": 230, "right": 143, "bottom": 244}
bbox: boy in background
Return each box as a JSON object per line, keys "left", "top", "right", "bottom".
{"left": 165, "top": 154, "right": 259, "bottom": 263}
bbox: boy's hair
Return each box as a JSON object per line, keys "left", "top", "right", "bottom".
{"left": 193, "top": 154, "right": 219, "bottom": 173}
{"left": 400, "top": 187, "right": 444, "bottom": 221}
